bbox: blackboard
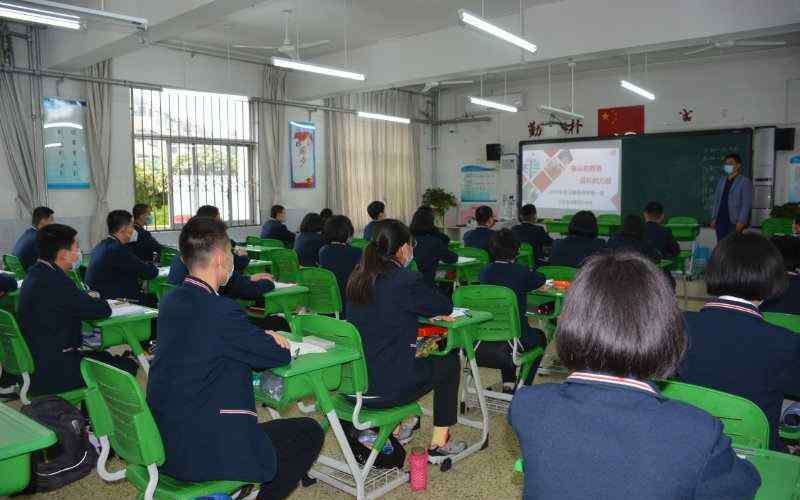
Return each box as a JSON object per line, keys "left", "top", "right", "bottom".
{"left": 620, "top": 129, "right": 752, "bottom": 223}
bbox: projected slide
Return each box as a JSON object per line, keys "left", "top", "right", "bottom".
{"left": 521, "top": 139, "right": 622, "bottom": 218}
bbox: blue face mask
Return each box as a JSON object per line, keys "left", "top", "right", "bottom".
{"left": 723, "top": 164, "right": 734, "bottom": 175}
{"left": 145, "top": 214, "right": 155, "bottom": 225}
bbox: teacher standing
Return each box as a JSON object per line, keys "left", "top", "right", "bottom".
{"left": 710, "top": 153, "right": 753, "bottom": 242}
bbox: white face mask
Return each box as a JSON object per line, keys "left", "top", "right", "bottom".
{"left": 128, "top": 227, "right": 139, "bottom": 243}
{"left": 723, "top": 164, "right": 734, "bottom": 175}
{"left": 145, "top": 214, "right": 155, "bottom": 225}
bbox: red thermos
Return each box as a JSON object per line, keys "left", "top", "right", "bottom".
{"left": 409, "top": 447, "right": 428, "bottom": 491}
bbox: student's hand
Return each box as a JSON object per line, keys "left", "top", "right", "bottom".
{"left": 88, "top": 290, "right": 101, "bottom": 299}
{"left": 735, "top": 223, "right": 745, "bottom": 233}
{"left": 250, "top": 273, "right": 274, "bottom": 282}
{"left": 709, "top": 219, "right": 716, "bottom": 229}
{"left": 266, "top": 330, "right": 291, "bottom": 350}
{"left": 234, "top": 247, "right": 248, "bottom": 257}
{"left": 431, "top": 315, "right": 456, "bottom": 322}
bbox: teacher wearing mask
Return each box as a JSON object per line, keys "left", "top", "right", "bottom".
{"left": 710, "top": 153, "right": 752, "bottom": 242}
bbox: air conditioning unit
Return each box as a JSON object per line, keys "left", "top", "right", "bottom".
{"left": 465, "top": 92, "right": 525, "bottom": 114}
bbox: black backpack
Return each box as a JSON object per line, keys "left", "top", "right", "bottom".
{"left": 20, "top": 396, "right": 98, "bottom": 492}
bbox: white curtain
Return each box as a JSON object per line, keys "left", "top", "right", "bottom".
{"left": 324, "top": 90, "right": 423, "bottom": 232}
{"left": 84, "top": 60, "right": 113, "bottom": 246}
{"left": 258, "top": 66, "right": 287, "bottom": 221}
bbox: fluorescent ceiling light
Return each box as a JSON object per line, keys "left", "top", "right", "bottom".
{"left": 271, "top": 57, "right": 365, "bottom": 81}
{"left": 43, "top": 122, "right": 83, "bottom": 129}
{"left": 469, "top": 96, "right": 518, "bottom": 113}
{"left": 538, "top": 105, "right": 584, "bottom": 120}
{"left": 458, "top": 9, "right": 537, "bottom": 54}
{"left": 13, "top": 0, "right": 148, "bottom": 29}
{"left": 357, "top": 111, "right": 410, "bottom": 124}
{"left": 44, "top": 142, "right": 62, "bottom": 148}
{"left": 620, "top": 80, "right": 655, "bottom": 100}
{"left": 0, "top": 3, "right": 80, "bottom": 29}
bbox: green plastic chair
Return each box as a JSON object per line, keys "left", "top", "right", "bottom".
{"left": 658, "top": 380, "right": 770, "bottom": 450}
{"left": 0, "top": 310, "right": 85, "bottom": 406}
{"left": 350, "top": 238, "right": 368, "bottom": 249}
{"left": 536, "top": 266, "right": 577, "bottom": 282}
{"left": 526, "top": 266, "right": 577, "bottom": 340}
{"left": 2, "top": 255, "right": 26, "bottom": 280}
{"left": 664, "top": 217, "right": 699, "bottom": 274}
{"left": 269, "top": 248, "right": 301, "bottom": 283}
{"left": 297, "top": 267, "right": 342, "bottom": 318}
{"left": 761, "top": 217, "right": 794, "bottom": 237}
{"left": 454, "top": 247, "right": 490, "bottom": 285}
{"left": 764, "top": 312, "right": 800, "bottom": 333}
{"left": 155, "top": 282, "right": 178, "bottom": 303}
{"left": 597, "top": 214, "right": 621, "bottom": 237}
{"left": 159, "top": 247, "right": 178, "bottom": 267}
{"left": 560, "top": 214, "right": 574, "bottom": 222}
{"left": 667, "top": 216, "right": 699, "bottom": 226}
{"left": 454, "top": 285, "right": 544, "bottom": 389}
{"left": 80, "top": 358, "right": 250, "bottom": 500}
{"left": 516, "top": 243, "right": 535, "bottom": 268}
{"left": 262, "top": 238, "right": 287, "bottom": 249}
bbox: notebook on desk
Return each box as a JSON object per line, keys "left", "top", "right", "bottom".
{"left": 457, "top": 257, "right": 476, "bottom": 264}
{"left": 288, "top": 340, "right": 327, "bottom": 358}
{"left": 157, "top": 267, "right": 170, "bottom": 277}
{"left": 273, "top": 281, "right": 296, "bottom": 289}
{"left": 108, "top": 301, "right": 155, "bottom": 317}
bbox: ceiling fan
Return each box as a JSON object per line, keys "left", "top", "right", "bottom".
{"left": 421, "top": 80, "right": 475, "bottom": 93}
{"left": 233, "top": 9, "right": 331, "bottom": 57}
{"left": 683, "top": 38, "right": 786, "bottom": 56}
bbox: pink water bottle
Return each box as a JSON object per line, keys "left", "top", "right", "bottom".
{"left": 409, "top": 447, "right": 428, "bottom": 491}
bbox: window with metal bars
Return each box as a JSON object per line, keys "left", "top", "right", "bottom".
{"left": 131, "top": 87, "right": 259, "bottom": 231}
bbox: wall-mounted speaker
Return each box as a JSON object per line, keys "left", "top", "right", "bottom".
{"left": 486, "top": 143, "right": 502, "bottom": 161}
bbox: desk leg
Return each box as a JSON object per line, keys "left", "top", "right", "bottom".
{"left": 123, "top": 329, "right": 150, "bottom": 376}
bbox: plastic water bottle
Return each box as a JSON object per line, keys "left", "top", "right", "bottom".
{"left": 409, "top": 447, "right": 428, "bottom": 491}
{"left": 357, "top": 430, "right": 393, "bottom": 454}
{"left": 260, "top": 372, "right": 284, "bottom": 400}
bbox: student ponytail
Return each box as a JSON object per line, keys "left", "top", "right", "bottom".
{"left": 346, "top": 219, "right": 411, "bottom": 305}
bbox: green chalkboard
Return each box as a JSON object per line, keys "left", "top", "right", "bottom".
{"left": 620, "top": 129, "right": 752, "bottom": 223}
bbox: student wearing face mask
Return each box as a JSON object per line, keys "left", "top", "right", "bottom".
{"left": 128, "top": 203, "right": 164, "bottom": 263}
{"left": 16, "top": 224, "right": 138, "bottom": 397}
{"left": 710, "top": 153, "right": 753, "bottom": 242}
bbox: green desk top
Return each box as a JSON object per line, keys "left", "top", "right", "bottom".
{"left": 88, "top": 305, "right": 159, "bottom": 327}
{"left": 735, "top": 447, "right": 800, "bottom": 499}
{"left": 439, "top": 257, "right": 480, "bottom": 268}
{"left": 246, "top": 245, "right": 270, "bottom": 253}
{"left": 266, "top": 284, "right": 309, "bottom": 298}
{"left": 271, "top": 344, "right": 360, "bottom": 379}
{"left": 0, "top": 403, "right": 56, "bottom": 461}
{"left": 528, "top": 284, "right": 567, "bottom": 299}
{"left": 248, "top": 259, "right": 272, "bottom": 268}
{"left": 420, "top": 309, "right": 493, "bottom": 330}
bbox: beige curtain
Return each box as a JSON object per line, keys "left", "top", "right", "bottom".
{"left": 258, "top": 66, "right": 287, "bottom": 221}
{"left": 84, "top": 59, "right": 112, "bottom": 246}
{"left": 325, "top": 89, "right": 422, "bottom": 232}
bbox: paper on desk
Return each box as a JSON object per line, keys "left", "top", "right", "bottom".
{"left": 451, "top": 307, "right": 470, "bottom": 318}
{"left": 158, "top": 267, "right": 170, "bottom": 277}
{"left": 289, "top": 340, "right": 327, "bottom": 358}
{"left": 17, "top": 280, "right": 23, "bottom": 287}
{"left": 273, "top": 281, "right": 296, "bottom": 289}
{"left": 457, "top": 257, "right": 476, "bottom": 264}
{"left": 109, "top": 303, "right": 153, "bottom": 317}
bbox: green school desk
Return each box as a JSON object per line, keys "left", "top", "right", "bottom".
{"left": 527, "top": 283, "right": 568, "bottom": 341}
{"left": 85, "top": 304, "right": 158, "bottom": 375}
{"left": 597, "top": 223, "right": 620, "bottom": 237}
{"left": 146, "top": 266, "right": 170, "bottom": 298}
{"left": 542, "top": 219, "right": 570, "bottom": 236}
{"left": 665, "top": 224, "right": 700, "bottom": 273}
{"left": 438, "top": 256, "right": 482, "bottom": 287}
{"left": 735, "top": 447, "right": 800, "bottom": 499}
{"left": 243, "top": 259, "right": 272, "bottom": 276}
{"left": 246, "top": 283, "right": 309, "bottom": 333}
{"left": 0, "top": 403, "right": 57, "bottom": 495}
{"left": 245, "top": 245, "right": 273, "bottom": 261}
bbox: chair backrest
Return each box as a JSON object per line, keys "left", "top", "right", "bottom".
{"left": 560, "top": 214, "right": 574, "bottom": 222}
{"left": 667, "top": 216, "right": 699, "bottom": 225}
{"left": 156, "top": 282, "right": 178, "bottom": 303}
{"left": 350, "top": 238, "right": 368, "bottom": 249}
{"left": 536, "top": 265, "right": 577, "bottom": 281}
{"left": 658, "top": 380, "right": 770, "bottom": 449}
{"left": 245, "top": 235, "right": 262, "bottom": 247}
{"left": 269, "top": 248, "right": 300, "bottom": 282}
{"left": 297, "top": 267, "right": 342, "bottom": 315}
{"left": 296, "top": 315, "right": 367, "bottom": 395}
{"left": 453, "top": 285, "right": 520, "bottom": 342}
{"left": 456, "top": 246, "right": 490, "bottom": 264}
{"left": 517, "top": 243, "right": 535, "bottom": 268}
{"left": 761, "top": 217, "right": 794, "bottom": 237}
{"left": 597, "top": 214, "right": 621, "bottom": 225}
{"left": 2, "top": 254, "right": 26, "bottom": 280}
{"left": 0, "top": 309, "right": 34, "bottom": 376}
{"left": 763, "top": 312, "right": 800, "bottom": 333}
{"left": 159, "top": 247, "right": 178, "bottom": 266}
{"left": 262, "top": 238, "right": 286, "bottom": 248}
{"left": 80, "top": 358, "right": 165, "bottom": 467}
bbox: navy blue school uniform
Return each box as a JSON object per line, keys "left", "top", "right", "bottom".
{"left": 548, "top": 235, "right": 606, "bottom": 268}
{"left": 128, "top": 223, "right": 163, "bottom": 263}
{"left": 680, "top": 297, "right": 800, "bottom": 450}
{"left": 0, "top": 273, "right": 17, "bottom": 293}
{"left": 11, "top": 227, "right": 38, "bottom": 270}
{"left": 147, "top": 276, "right": 291, "bottom": 483}
{"left": 318, "top": 243, "right": 361, "bottom": 315}
{"left": 509, "top": 372, "right": 761, "bottom": 500}
{"left": 606, "top": 234, "right": 662, "bottom": 262}
{"left": 412, "top": 231, "right": 457, "bottom": 287}
{"left": 761, "top": 272, "right": 800, "bottom": 315}
{"left": 463, "top": 226, "right": 495, "bottom": 255}
{"left": 294, "top": 231, "right": 324, "bottom": 267}
{"left": 644, "top": 221, "right": 680, "bottom": 260}
{"left": 168, "top": 254, "right": 273, "bottom": 300}
{"left": 17, "top": 260, "right": 137, "bottom": 396}
{"left": 511, "top": 222, "right": 553, "bottom": 262}
{"left": 230, "top": 238, "right": 250, "bottom": 274}
{"left": 85, "top": 235, "right": 159, "bottom": 302}
{"left": 260, "top": 219, "right": 295, "bottom": 247}
{"left": 363, "top": 220, "right": 378, "bottom": 241}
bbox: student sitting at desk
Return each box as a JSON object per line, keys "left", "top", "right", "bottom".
{"left": 346, "top": 219, "right": 466, "bottom": 457}
{"left": 761, "top": 235, "right": 800, "bottom": 314}
{"left": 548, "top": 210, "right": 606, "bottom": 268}
{"left": 680, "top": 233, "right": 800, "bottom": 451}
{"left": 320, "top": 208, "right": 333, "bottom": 225}
{"left": 363, "top": 200, "right": 386, "bottom": 241}
{"left": 12, "top": 206, "right": 54, "bottom": 270}
{"left": 511, "top": 204, "right": 552, "bottom": 265}
{"left": 294, "top": 212, "right": 324, "bottom": 267}
{"left": 260, "top": 204, "right": 296, "bottom": 247}
{"left": 196, "top": 205, "right": 250, "bottom": 273}
{"left": 643, "top": 201, "right": 680, "bottom": 260}
{"left": 410, "top": 206, "right": 457, "bottom": 288}
{"left": 509, "top": 250, "right": 760, "bottom": 499}
{"left": 319, "top": 215, "right": 361, "bottom": 317}
{"left": 606, "top": 214, "right": 662, "bottom": 262}
{"left": 128, "top": 203, "right": 163, "bottom": 263}
{"left": 148, "top": 217, "right": 322, "bottom": 499}
{"left": 17, "top": 224, "right": 137, "bottom": 398}
{"left": 463, "top": 205, "right": 496, "bottom": 255}
{"left": 85, "top": 210, "right": 159, "bottom": 303}
{"left": 478, "top": 229, "right": 547, "bottom": 391}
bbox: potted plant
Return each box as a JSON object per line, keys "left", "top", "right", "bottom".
{"left": 422, "top": 188, "right": 458, "bottom": 229}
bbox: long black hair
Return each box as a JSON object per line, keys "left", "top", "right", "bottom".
{"left": 409, "top": 206, "right": 437, "bottom": 235}
{"left": 346, "top": 219, "right": 411, "bottom": 305}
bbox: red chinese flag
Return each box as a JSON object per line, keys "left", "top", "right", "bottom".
{"left": 597, "top": 105, "right": 644, "bottom": 137}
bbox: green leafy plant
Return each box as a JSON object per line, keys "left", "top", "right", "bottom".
{"left": 422, "top": 188, "right": 458, "bottom": 228}
{"left": 770, "top": 203, "right": 800, "bottom": 219}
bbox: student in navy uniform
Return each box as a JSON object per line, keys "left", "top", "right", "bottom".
{"left": 320, "top": 207, "right": 333, "bottom": 226}
{"left": 548, "top": 210, "right": 606, "bottom": 268}
{"left": 511, "top": 204, "right": 552, "bottom": 265}
{"left": 363, "top": 200, "right": 385, "bottom": 241}
{"left": 294, "top": 212, "right": 324, "bottom": 267}
{"left": 463, "top": 205, "right": 496, "bottom": 255}
{"left": 12, "top": 206, "right": 54, "bottom": 270}
{"left": 643, "top": 201, "right": 680, "bottom": 260}
{"left": 0, "top": 274, "right": 16, "bottom": 295}
{"left": 680, "top": 233, "right": 800, "bottom": 451}
{"left": 761, "top": 235, "right": 800, "bottom": 314}
{"left": 260, "top": 204, "right": 296, "bottom": 247}
{"left": 147, "top": 217, "right": 322, "bottom": 499}
{"left": 346, "top": 219, "right": 466, "bottom": 457}
{"left": 510, "top": 250, "right": 760, "bottom": 500}
{"left": 128, "top": 203, "right": 163, "bottom": 263}
{"left": 478, "top": 229, "right": 547, "bottom": 391}
{"left": 85, "top": 210, "right": 159, "bottom": 303}
{"left": 606, "top": 214, "right": 662, "bottom": 262}
{"left": 196, "top": 205, "right": 250, "bottom": 273}
{"left": 318, "top": 215, "right": 361, "bottom": 317}
{"left": 410, "top": 207, "right": 457, "bottom": 288}
{"left": 17, "top": 224, "right": 138, "bottom": 397}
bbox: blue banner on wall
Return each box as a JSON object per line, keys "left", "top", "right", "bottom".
{"left": 43, "top": 97, "right": 91, "bottom": 189}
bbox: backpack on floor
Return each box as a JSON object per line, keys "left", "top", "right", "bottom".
{"left": 20, "top": 395, "right": 98, "bottom": 492}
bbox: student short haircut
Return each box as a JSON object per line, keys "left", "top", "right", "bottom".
{"left": 179, "top": 216, "right": 230, "bottom": 269}
{"left": 490, "top": 228, "right": 520, "bottom": 261}
{"left": 474, "top": 205, "right": 493, "bottom": 225}
{"left": 644, "top": 201, "right": 664, "bottom": 217}
{"left": 196, "top": 205, "right": 220, "bottom": 219}
{"left": 771, "top": 236, "right": 800, "bottom": 271}
{"left": 107, "top": 210, "right": 133, "bottom": 234}
{"left": 409, "top": 207, "right": 436, "bottom": 235}
{"left": 37, "top": 223, "right": 77, "bottom": 262}
{"left": 620, "top": 214, "right": 645, "bottom": 240}
{"left": 132, "top": 203, "right": 150, "bottom": 220}
{"left": 557, "top": 250, "right": 686, "bottom": 379}
{"left": 367, "top": 201, "right": 385, "bottom": 220}
{"left": 706, "top": 233, "right": 788, "bottom": 301}
{"left": 299, "top": 212, "right": 323, "bottom": 233}
{"left": 31, "top": 206, "right": 54, "bottom": 226}
{"left": 320, "top": 208, "right": 333, "bottom": 220}
{"left": 519, "top": 204, "right": 537, "bottom": 222}
{"left": 724, "top": 153, "right": 742, "bottom": 164}
{"left": 568, "top": 210, "right": 598, "bottom": 239}
{"left": 270, "top": 204, "right": 285, "bottom": 219}
{"left": 323, "top": 215, "right": 354, "bottom": 244}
